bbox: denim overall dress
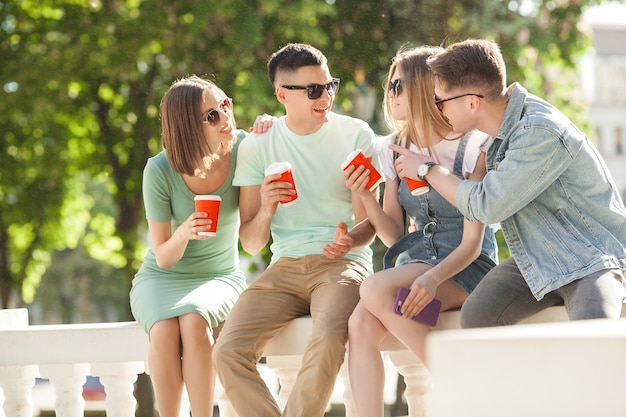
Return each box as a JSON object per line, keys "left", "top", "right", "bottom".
{"left": 383, "top": 133, "right": 498, "bottom": 294}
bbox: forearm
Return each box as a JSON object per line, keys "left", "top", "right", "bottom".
{"left": 419, "top": 220, "right": 485, "bottom": 289}
{"left": 424, "top": 242, "right": 482, "bottom": 288}
{"left": 347, "top": 217, "right": 377, "bottom": 250}
{"left": 362, "top": 196, "right": 403, "bottom": 247}
{"left": 239, "top": 210, "right": 272, "bottom": 255}
{"left": 154, "top": 229, "right": 188, "bottom": 270}
{"left": 423, "top": 164, "right": 462, "bottom": 208}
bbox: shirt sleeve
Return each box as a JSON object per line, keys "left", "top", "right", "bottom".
{"left": 461, "top": 131, "right": 490, "bottom": 178}
{"left": 456, "top": 127, "right": 580, "bottom": 224}
{"left": 142, "top": 157, "right": 172, "bottom": 223}
{"left": 379, "top": 134, "right": 398, "bottom": 180}
{"left": 233, "top": 135, "right": 265, "bottom": 187}
{"left": 355, "top": 124, "right": 383, "bottom": 172}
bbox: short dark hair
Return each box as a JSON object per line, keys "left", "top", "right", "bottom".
{"left": 427, "top": 39, "right": 507, "bottom": 100}
{"left": 267, "top": 43, "right": 327, "bottom": 86}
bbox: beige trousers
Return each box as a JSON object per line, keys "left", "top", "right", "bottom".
{"left": 213, "top": 255, "right": 368, "bottom": 417}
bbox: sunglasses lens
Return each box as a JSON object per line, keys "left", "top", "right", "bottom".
{"left": 307, "top": 85, "right": 324, "bottom": 100}
{"left": 205, "top": 98, "right": 232, "bottom": 125}
{"left": 206, "top": 110, "right": 220, "bottom": 125}
{"left": 389, "top": 80, "right": 403, "bottom": 97}
{"left": 306, "top": 80, "right": 340, "bottom": 100}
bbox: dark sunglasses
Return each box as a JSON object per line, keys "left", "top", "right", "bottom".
{"left": 433, "top": 93, "right": 484, "bottom": 112}
{"left": 388, "top": 79, "right": 403, "bottom": 97}
{"left": 202, "top": 97, "right": 233, "bottom": 126}
{"left": 281, "top": 78, "right": 340, "bottom": 100}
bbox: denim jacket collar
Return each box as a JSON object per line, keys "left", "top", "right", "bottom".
{"left": 496, "top": 83, "right": 527, "bottom": 142}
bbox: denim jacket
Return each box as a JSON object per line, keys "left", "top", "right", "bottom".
{"left": 457, "top": 83, "right": 626, "bottom": 300}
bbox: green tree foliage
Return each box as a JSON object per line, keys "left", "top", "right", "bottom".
{"left": 0, "top": 0, "right": 605, "bottom": 307}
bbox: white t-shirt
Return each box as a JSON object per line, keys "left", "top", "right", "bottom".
{"left": 234, "top": 112, "right": 379, "bottom": 270}
{"left": 379, "top": 131, "right": 488, "bottom": 180}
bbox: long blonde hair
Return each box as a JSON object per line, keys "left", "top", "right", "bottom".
{"left": 382, "top": 46, "right": 456, "bottom": 159}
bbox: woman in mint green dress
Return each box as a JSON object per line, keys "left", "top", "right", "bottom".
{"left": 130, "top": 76, "right": 265, "bottom": 417}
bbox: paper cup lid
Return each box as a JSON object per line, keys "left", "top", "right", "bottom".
{"left": 265, "top": 161, "right": 292, "bottom": 175}
{"left": 340, "top": 149, "right": 363, "bottom": 169}
{"left": 194, "top": 195, "right": 222, "bottom": 201}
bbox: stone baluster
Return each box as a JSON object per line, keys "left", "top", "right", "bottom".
{"left": 265, "top": 355, "right": 301, "bottom": 409}
{"left": 266, "top": 354, "right": 341, "bottom": 415}
{"left": 388, "top": 350, "right": 432, "bottom": 417}
{"left": 0, "top": 309, "right": 36, "bottom": 417}
{"left": 39, "top": 363, "right": 89, "bottom": 417}
{"left": 91, "top": 362, "right": 145, "bottom": 417}
{"left": 338, "top": 357, "right": 356, "bottom": 417}
{"left": 214, "top": 379, "right": 238, "bottom": 417}
{"left": 0, "top": 365, "right": 38, "bottom": 417}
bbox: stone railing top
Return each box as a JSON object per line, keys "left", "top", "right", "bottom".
{"left": 0, "top": 321, "right": 149, "bottom": 366}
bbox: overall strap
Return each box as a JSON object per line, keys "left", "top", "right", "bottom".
{"left": 452, "top": 132, "right": 470, "bottom": 178}
{"left": 392, "top": 134, "right": 409, "bottom": 232}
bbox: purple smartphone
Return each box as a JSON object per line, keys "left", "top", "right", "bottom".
{"left": 393, "top": 287, "right": 442, "bottom": 327}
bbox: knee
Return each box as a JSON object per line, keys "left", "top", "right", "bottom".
{"left": 348, "top": 307, "right": 382, "bottom": 351}
{"left": 149, "top": 319, "right": 181, "bottom": 348}
{"left": 211, "top": 336, "right": 230, "bottom": 365}
{"left": 308, "top": 322, "right": 350, "bottom": 359}
{"left": 179, "top": 314, "right": 212, "bottom": 348}
{"left": 359, "top": 276, "right": 388, "bottom": 314}
{"left": 212, "top": 330, "right": 255, "bottom": 370}
{"left": 459, "top": 308, "right": 482, "bottom": 328}
{"left": 348, "top": 307, "right": 367, "bottom": 343}
{"left": 359, "top": 275, "right": 377, "bottom": 303}
{"left": 460, "top": 297, "right": 494, "bottom": 328}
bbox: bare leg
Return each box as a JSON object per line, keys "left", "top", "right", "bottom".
{"left": 148, "top": 318, "right": 184, "bottom": 417}
{"left": 348, "top": 302, "right": 388, "bottom": 417}
{"left": 180, "top": 313, "right": 216, "bottom": 417}
{"left": 359, "top": 263, "right": 469, "bottom": 364}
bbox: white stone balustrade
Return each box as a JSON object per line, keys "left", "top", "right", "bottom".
{"left": 428, "top": 318, "right": 626, "bottom": 417}
{"left": 2, "top": 306, "right": 625, "bottom": 417}
{"left": 0, "top": 309, "right": 149, "bottom": 417}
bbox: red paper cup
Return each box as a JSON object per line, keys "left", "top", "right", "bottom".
{"left": 341, "top": 149, "right": 382, "bottom": 191}
{"left": 406, "top": 178, "right": 429, "bottom": 196}
{"left": 194, "top": 195, "right": 222, "bottom": 236}
{"left": 265, "top": 161, "right": 298, "bottom": 206}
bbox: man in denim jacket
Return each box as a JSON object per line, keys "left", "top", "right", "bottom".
{"left": 390, "top": 38, "right": 626, "bottom": 326}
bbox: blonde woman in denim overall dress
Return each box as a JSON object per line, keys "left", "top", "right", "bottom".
{"left": 345, "top": 46, "right": 498, "bottom": 417}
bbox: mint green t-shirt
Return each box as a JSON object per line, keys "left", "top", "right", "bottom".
{"left": 234, "top": 113, "right": 379, "bottom": 271}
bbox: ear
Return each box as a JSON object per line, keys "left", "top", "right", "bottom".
{"left": 275, "top": 87, "right": 288, "bottom": 105}
{"left": 469, "top": 95, "right": 481, "bottom": 113}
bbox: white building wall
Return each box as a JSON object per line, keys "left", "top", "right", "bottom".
{"left": 582, "top": 13, "right": 626, "bottom": 201}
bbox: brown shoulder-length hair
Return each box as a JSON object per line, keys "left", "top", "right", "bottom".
{"left": 160, "top": 75, "right": 232, "bottom": 176}
{"left": 383, "top": 46, "right": 455, "bottom": 159}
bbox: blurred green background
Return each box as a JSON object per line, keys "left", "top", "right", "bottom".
{"left": 0, "top": 0, "right": 602, "bottom": 321}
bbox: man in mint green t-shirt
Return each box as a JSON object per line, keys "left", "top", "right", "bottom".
{"left": 213, "top": 43, "right": 381, "bottom": 417}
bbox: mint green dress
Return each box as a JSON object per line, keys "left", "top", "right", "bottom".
{"left": 130, "top": 131, "right": 247, "bottom": 334}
